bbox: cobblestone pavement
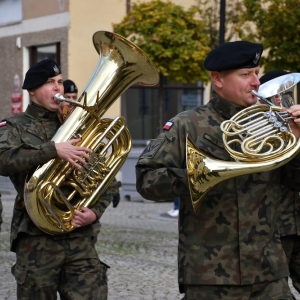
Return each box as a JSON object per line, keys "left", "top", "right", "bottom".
{"left": 1, "top": 193, "right": 300, "bottom": 300}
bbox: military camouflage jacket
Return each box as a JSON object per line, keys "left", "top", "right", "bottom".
{"left": 277, "top": 186, "right": 300, "bottom": 236}
{"left": 0, "top": 103, "right": 112, "bottom": 251}
{"left": 136, "top": 93, "right": 300, "bottom": 286}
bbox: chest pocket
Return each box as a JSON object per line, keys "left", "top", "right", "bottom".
{"left": 196, "top": 133, "right": 231, "bottom": 161}
{"left": 20, "top": 128, "right": 45, "bottom": 145}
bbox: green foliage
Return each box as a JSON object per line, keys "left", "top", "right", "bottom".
{"left": 114, "top": 0, "right": 300, "bottom": 80}
{"left": 113, "top": 0, "right": 211, "bottom": 83}
{"left": 241, "top": 0, "right": 300, "bottom": 72}
{"left": 194, "top": 0, "right": 245, "bottom": 48}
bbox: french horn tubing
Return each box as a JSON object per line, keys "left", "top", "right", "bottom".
{"left": 187, "top": 73, "right": 300, "bottom": 214}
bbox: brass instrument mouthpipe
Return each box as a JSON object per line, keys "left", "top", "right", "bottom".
{"left": 54, "top": 93, "right": 80, "bottom": 106}
{"left": 251, "top": 90, "right": 274, "bottom": 106}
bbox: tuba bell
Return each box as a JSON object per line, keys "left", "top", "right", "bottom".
{"left": 24, "top": 31, "right": 159, "bottom": 234}
{"left": 187, "top": 73, "right": 300, "bottom": 214}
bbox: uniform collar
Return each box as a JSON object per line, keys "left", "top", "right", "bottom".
{"left": 210, "top": 91, "right": 245, "bottom": 119}
{"left": 25, "top": 102, "right": 59, "bottom": 121}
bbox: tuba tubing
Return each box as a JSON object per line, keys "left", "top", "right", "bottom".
{"left": 24, "top": 31, "right": 159, "bottom": 234}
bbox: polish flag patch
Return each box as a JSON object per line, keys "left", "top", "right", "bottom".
{"left": 163, "top": 121, "right": 174, "bottom": 130}
{"left": 0, "top": 121, "right": 6, "bottom": 127}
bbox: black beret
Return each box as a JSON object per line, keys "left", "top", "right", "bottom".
{"left": 63, "top": 79, "right": 78, "bottom": 94}
{"left": 259, "top": 70, "right": 289, "bottom": 85}
{"left": 22, "top": 59, "right": 61, "bottom": 90}
{"left": 204, "top": 41, "right": 263, "bottom": 71}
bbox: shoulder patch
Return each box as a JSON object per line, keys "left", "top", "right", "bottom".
{"left": 140, "top": 138, "right": 165, "bottom": 159}
{"left": 0, "top": 131, "right": 8, "bottom": 142}
{"left": 0, "top": 121, "right": 6, "bottom": 127}
{"left": 163, "top": 121, "right": 174, "bottom": 131}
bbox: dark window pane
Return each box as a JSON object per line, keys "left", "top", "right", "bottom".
{"left": 30, "top": 43, "right": 60, "bottom": 66}
{"left": 122, "top": 82, "right": 204, "bottom": 140}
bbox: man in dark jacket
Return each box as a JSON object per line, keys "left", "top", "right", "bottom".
{"left": 136, "top": 41, "right": 300, "bottom": 299}
{"left": 0, "top": 59, "right": 112, "bottom": 299}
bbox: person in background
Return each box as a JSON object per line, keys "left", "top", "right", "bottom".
{"left": 260, "top": 70, "right": 300, "bottom": 297}
{"left": 62, "top": 79, "right": 122, "bottom": 243}
{"left": 0, "top": 59, "right": 112, "bottom": 299}
{"left": 0, "top": 192, "right": 2, "bottom": 231}
{"left": 136, "top": 41, "right": 300, "bottom": 299}
{"left": 58, "top": 79, "right": 79, "bottom": 122}
{"left": 167, "top": 197, "right": 180, "bottom": 217}
{"left": 63, "top": 79, "right": 78, "bottom": 101}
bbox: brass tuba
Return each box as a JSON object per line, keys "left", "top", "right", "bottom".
{"left": 187, "top": 73, "right": 300, "bottom": 214}
{"left": 24, "top": 31, "right": 159, "bottom": 234}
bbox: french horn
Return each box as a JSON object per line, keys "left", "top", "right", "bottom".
{"left": 24, "top": 31, "right": 159, "bottom": 234}
{"left": 187, "top": 73, "right": 300, "bottom": 214}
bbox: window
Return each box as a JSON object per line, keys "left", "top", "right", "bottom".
{"left": 30, "top": 43, "right": 60, "bottom": 66}
{"left": 0, "top": 0, "right": 22, "bottom": 26}
{"left": 122, "top": 79, "right": 204, "bottom": 140}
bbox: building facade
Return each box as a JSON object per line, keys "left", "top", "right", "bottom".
{"left": 0, "top": 0, "right": 202, "bottom": 123}
{"left": 0, "top": 0, "right": 204, "bottom": 199}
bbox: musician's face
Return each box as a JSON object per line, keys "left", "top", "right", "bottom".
{"left": 212, "top": 67, "right": 260, "bottom": 107}
{"left": 29, "top": 74, "right": 64, "bottom": 112}
{"left": 63, "top": 93, "right": 78, "bottom": 101}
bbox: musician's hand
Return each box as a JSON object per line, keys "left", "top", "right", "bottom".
{"left": 71, "top": 207, "right": 97, "bottom": 227}
{"left": 55, "top": 138, "right": 92, "bottom": 169}
{"left": 287, "top": 105, "right": 300, "bottom": 122}
{"left": 287, "top": 105, "right": 300, "bottom": 140}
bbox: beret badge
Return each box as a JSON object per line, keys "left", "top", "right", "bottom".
{"left": 253, "top": 51, "right": 261, "bottom": 65}
{"left": 53, "top": 65, "right": 60, "bottom": 75}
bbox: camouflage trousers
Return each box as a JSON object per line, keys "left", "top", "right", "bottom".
{"left": 12, "top": 234, "right": 109, "bottom": 300}
{"left": 281, "top": 234, "right": 300, "bottom": 294}
{"left": 180, "top": 278, "right": 294, "bottom": 300}
{"left": 93, "top": 220, "right": 102, "bottom": 244}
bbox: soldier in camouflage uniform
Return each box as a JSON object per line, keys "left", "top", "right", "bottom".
{"left": 136, "top": 41, "right": 300, "bottom": 299}
{"left": 0, "top": 59, "right": 112, "bottom": 299}
{"left": 260, "top": 70, "right": 300, "bottom": 297}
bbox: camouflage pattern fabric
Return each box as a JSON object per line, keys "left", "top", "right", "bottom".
{"left": 0, "top": 102, "right": 113, "bottom": 250}
{"left": 110, "top": 178, "right": 121, "bottom": 208}
{"left": 0, "top": 102, "right": 113, "bottom": 298}
{"left": 12, "top": 234, "right": 109, "bottom": 300}
{"left": 277, "top": 187, "right": 300, "bottom": 295}
{"left": 92, "top": 178, "right": 120, "bottom": 243}
{"left": 181, "top": 278, "right": 294, "bottom": 300}
{"left": 281, "top": 235, "right": 300, "bottom": 294}
{"left": 277, "top": 188, "right": 299, "bottom": 237}
{"left": 136, "top": 93, "right": 300, "bottom": 289}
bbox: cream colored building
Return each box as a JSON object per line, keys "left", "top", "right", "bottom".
{"left": 0, "top": 0, "right": 200, "bottom": 122}
{"left": 0, "top": 0, "right": 203, "bottom": 199}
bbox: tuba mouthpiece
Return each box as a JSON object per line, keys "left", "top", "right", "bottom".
{"left": 54, "top": 93, "right": 66, "bottom": 103}
{"left": 54, "top": 93, "right": 80, "bottom": 106}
